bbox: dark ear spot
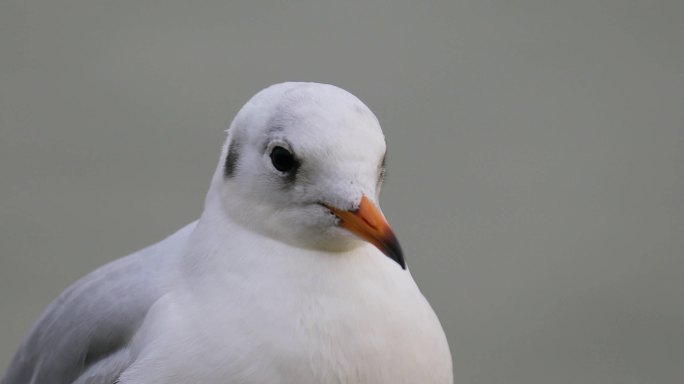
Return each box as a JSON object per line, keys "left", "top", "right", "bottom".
{"left": 378, "top": 154, "right": 387, "bottom": 185}
{"left": 224, "top": 140, "right": 240, "bottom": 178}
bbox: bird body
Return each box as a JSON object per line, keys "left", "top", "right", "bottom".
{"left": 3, "top": 82, "right": 453, "bottom": 384}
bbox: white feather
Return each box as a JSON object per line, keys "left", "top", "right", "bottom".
{"left": 3, "top": 82, "right": 452, "bottom": 384}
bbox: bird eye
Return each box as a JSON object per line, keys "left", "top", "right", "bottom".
{"left": 270, "top": 146, "right": 298, "bottom": 173}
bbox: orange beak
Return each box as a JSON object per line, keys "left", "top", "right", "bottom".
{"left": 325, "top": 195, "right": 405, "bottom": 269}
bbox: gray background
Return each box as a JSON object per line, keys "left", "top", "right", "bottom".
{"left": 1, "top": 1, "right": 683, "bottom": 383}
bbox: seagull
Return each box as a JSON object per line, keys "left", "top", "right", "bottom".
{"left": 2, "top": 82, "right": 453, "bottom": 384}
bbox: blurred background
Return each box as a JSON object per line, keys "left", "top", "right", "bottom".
{"left": 1, "top": 1, "right": 683, "bottom": 383}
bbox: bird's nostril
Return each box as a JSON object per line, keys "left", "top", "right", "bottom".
{"left": 361, "top": 216, "right": 379, "bottom": 231}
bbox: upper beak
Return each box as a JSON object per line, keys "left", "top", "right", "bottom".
{"left": 325, "top": 195, "right": 406, "bottom": 270}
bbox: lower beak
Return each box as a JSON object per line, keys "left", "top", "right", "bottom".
{"left": 325, "top": 195, "right": 406, "bottom": 270}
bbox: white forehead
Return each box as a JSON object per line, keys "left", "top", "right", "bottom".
{"left": 229, "top": 82, "right": 386, "bottom": 161}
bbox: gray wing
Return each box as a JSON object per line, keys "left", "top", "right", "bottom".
{"left": 2, "top": 222, "right": 196, "bottom": 384}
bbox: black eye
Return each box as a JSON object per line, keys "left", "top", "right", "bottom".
{"left": 270, "top": 146, "right": 298, "bottom": 173}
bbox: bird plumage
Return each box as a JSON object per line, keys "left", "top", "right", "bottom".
{"left": 3, "top": 82, "right": 452, "bottom": 384}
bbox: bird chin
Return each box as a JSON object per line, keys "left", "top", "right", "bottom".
{"left": 315, "top": 226, "right": 368, "bottom": 253}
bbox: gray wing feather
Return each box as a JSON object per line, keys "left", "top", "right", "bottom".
{"left": 72, "top": 349, "right": 132, "bottom": 384}
{"left": 2, "top": 222, "right": 195, "bottom": 384}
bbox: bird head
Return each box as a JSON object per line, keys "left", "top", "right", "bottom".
{"left": 206, "top": 82, "right": 404, "bottom": 269}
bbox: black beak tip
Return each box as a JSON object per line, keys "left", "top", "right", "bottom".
{"left": 382, "top": 233, "right": 406, "bottom": 270}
